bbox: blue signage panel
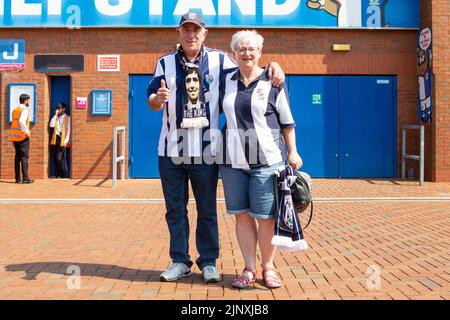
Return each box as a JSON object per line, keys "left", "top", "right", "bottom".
{"left": 0, "top": 39, "right": 25, "bottom": 70}
{"left": 0, "top": 0, "right": 420, "bottom": 29}
{"left": 92, "top": 90, "right": 112, "bottom": 116}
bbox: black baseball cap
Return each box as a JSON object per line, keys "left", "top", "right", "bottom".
{"left": 56, "top": 102, "right": 66, "bottom": 109}
{"left": 179, "top": 12, "right": 206, "bottom": 28}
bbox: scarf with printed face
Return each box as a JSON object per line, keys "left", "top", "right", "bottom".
{"left": 272, "top": 165, "right": 309, "bottom": 252}
{"left": 178, "top": 47, "right": 209, "bottom": 129}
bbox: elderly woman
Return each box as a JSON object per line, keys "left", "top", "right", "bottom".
{"left": 219, "top": 30, "right": 302, "bottom": 289}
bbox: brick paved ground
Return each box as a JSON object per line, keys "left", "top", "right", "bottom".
{"left": 0, "top": 179, "right": 448, "bottom": 300}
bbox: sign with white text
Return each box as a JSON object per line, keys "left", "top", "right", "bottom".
{"left": 0, "top": 0, "right": 420, "bottom": 29}
{"left": 91, "top": 90, "right": 112, "bottom": 116}
{"left": 76, "top": 97, "right": 87, "bottom": 109}
{"left": 98, "top": 55, "right": 120, "bottom": 72}
{"left": 0, "top": 40, "right": 25, "bottom": 70}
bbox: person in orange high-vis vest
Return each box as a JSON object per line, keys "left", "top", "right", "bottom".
{"left": 49, "top": 102, "right": 71, "bottom": 178}
{"left": 10, "top": 94, "right": 34, "bottom": 184}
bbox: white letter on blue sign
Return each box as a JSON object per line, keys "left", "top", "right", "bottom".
{"left": 149, "top": 0, "right": 163, "bottom": 15}
{"left": 0, "top": 1, "right": 4, "bottom": 15}
{"left": 218, "top": 0, "right": 255, "bottom": 15}
{"left": 12, "top": 0, "right": 42, "bottom": 15}
{"left": 66, "top": 5, "right": 81, "bottom": 29}
{"left": 48, "top": 0, "right": 62, "bottom": 15}
{"left": 174, "top": 0, "right": 216, "bottom": 16}
{"left": 3, "top": 43, "right": 19, "bottom": 60}
{"left": 263, "top": 0, "right": 300, "bottom": 15}
{"left": 366, "top": 5, "right": 381, "bottom": 28}
{"left": 95, "top": 0, "right": 132, "bottom": 16}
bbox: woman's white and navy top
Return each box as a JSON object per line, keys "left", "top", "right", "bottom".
{"left": 147, "top": 45, "right": 237, "bottom": 158}
{"left": 219, "top": 68, "right": 295, "bottom": 170}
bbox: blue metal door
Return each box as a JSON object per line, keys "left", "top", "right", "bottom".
{"left": 287, "top": 75, "right": 396, "bottom": 178}
{"left": 49, "top": 76, "right": 71, "bottom": 178}
{"left": 288, "top": 76, "right": 340, "bottom": 177}
{"left": 129, "top": 75, "right": 396, "bottom": 179}
{"left": 129, "top": 75, "right": 162, "bottom": 178}
{"left": 339, "top": 76, "right": 396, "bottom": 178}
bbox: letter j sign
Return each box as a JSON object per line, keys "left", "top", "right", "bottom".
{"left": 0, "top": 40, "right": 25, "bottom": 70}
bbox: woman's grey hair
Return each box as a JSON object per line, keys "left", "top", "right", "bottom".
{"left": 231, "top": 30, "right": 264, "bottom": 52}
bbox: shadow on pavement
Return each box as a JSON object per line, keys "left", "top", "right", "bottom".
{"left": 5, "top": 262, "right": 164, "bottom": 282}
{"left": 0, "top": 180, "right": 21, "bottom": 184}
{"left": 4, "top": 262, "right": 235, "bottom": 288}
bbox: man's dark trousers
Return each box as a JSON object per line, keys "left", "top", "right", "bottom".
{"left": 158, "top": 156, "right": 219, "bottom": 270}
{"left": 53, "top": 135, "right": 66, "bottom": 178}
{"left": 13, "top": 138, "right": 30, "bottom": 181}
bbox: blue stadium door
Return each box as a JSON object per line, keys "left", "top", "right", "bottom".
{"left": 129, "top": 75, "right": 162, "bottom": 178}
{"left": 288, "top": 76, "right": 340, "bottom": 177}
{"left": 288, "top": 75, "right": 396, "bottom": 178}
{"left": 339, "top": 76, "right": 396, "bottom": 178}
{"left": 49, "top": 76, "right": 71, "bottom": 178}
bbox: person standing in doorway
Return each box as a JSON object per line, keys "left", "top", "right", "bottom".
{"left": 49, "top": 102, "right": 71, "bottom": 179}
{"left": 10, "top": 94, "right": 34, "bottom": 184}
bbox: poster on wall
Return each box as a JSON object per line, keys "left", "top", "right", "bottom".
{"left": 91, "top": 90, "right": 112, "bottom": 116}
{"left": 8, "top": 83, "right": 36, "bottom": 124}
{"left": 417, "top": 27, "right": 432, "bottom": 123}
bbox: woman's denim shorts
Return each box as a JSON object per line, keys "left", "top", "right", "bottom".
{"left": 219, "top": 162, "right": 285, "bottom": 220}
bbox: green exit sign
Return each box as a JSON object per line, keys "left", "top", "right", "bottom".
{"left": 312, "top": 94, "right": 322, "bottom": 105}
{"left": 312, "top": 94, "right": 322, "bottom": 104}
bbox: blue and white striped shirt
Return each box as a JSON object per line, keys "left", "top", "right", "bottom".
{"left": 219, "top": 68, "right": 295, "bottom": 170}
{"left": 147, "top": 46, "right": 237, "bottom": 158}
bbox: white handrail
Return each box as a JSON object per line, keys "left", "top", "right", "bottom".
{"left": 401, "top": 125, "right": 424, "bottom": 186}
{"left": 113, "top": 126, "right": 126, "bottom": 188}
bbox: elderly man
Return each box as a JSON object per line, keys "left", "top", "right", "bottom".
{"left": 147, "top": 12, "right": 285, "bottom": 283}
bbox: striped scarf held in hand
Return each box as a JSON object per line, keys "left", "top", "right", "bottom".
{"left": 272, "top": 165, "right": 308, "bottom": 252}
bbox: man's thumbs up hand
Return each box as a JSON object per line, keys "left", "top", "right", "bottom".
{"left": 157, "top": 79, "right": 171, "bottom": 104}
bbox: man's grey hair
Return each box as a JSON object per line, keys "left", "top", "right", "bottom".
{"left": 230, "top": 30, "right": 264, "bottom": 52}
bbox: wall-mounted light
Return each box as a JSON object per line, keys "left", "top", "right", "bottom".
{"left": 332, "top": 44, "right": 351, "bottom": 52}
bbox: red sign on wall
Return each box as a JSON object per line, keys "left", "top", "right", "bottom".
{"left": 76, "top": 97, "right": 88, "bottom": 109}
{"left": 97, "top": 55, "right": 120, "bottom": 72}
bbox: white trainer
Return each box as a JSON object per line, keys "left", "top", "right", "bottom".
{"left": 160, "top": 263, "right": 191, "bottom": 282}
{"left": 202, "top": 265, "right": 222, "bottom": 283}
